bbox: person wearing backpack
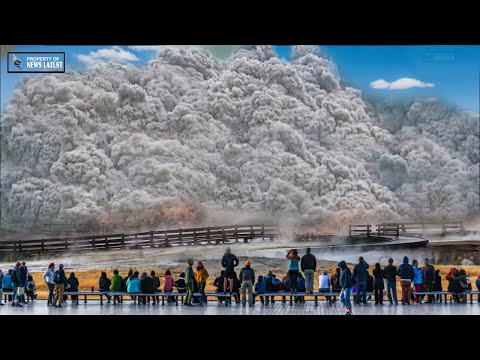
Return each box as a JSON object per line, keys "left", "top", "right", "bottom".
{"left": 43, "top": 263, "right": 55, "bottom": 306}
{"left": 422, "top": 258, "right": 435, "bottom": 303}
{"left": 53, "top": 264, "right": 67, "bottom": 308}
{"left": 11, "top": 261, "right": 22, "bottom": 307}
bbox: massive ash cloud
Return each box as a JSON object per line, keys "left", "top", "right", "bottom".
{"left": 1, "top": 46, "right": 479, "bottom": 230}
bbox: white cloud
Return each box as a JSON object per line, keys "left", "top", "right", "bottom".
{"left": 370, "top": 77, "right": 435, "bottom": 90}
{"left": 129, "top": 46, "right": 164, "bottom": 51}
{"left": 370, "top": 79, "right": 390, "bottom": 89}
{"left": 78, "top": 46, "right": 139, "bottom": 65}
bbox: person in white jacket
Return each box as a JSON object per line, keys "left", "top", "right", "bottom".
{"left": 318, "top": 271, "right": 331, "bottom": 292}
{"left": 43, "top": 263, "right": 55, "bottom": 306}
{"left": 319, "top": 271, "right": 332, "bottom": 303}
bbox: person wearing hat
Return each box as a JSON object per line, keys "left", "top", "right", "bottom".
{"left": 195, "top": 261, "right": 209, "bottom": 306}
{"left": 221, "top": 247, "right": 239, "bottom": 295}
{"left": 239, "top": 259, "right": 255, "bottom": 307}
{"left": 53, "top": 264, "right": 68, "bottom": 308}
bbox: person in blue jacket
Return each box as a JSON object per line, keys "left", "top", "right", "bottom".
{"left": 2, "top": 269, "right": 13, "bottom": 302}
{"left": 412, "top": 260, "right": 423, "bottom": 303}
{"left": 253, "top": 275, "right": 266, "bottom": 304}
{"left": 338, "top": 260, "right": 353, "bottom": 315}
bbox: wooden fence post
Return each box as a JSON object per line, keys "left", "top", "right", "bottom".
{"left": 105, "top": 236, "right": 109, "bottom": 249}
{"left": 92, "top": 235, "right": 96, "bottom": 249}
{"left": 206, "top": 227, "right": 211, "bottom": 244}
{"left": 41, "top": 240, "right": 45, "bottom": 254}
{"left": 150, "top": 231, "right": 154, "bottom": 248}
{"left": 194, "top": 231, "right": 198, "bottom": 246}
{"left": 234, "top": 226, "right": 238, "bottom": 242}
{"left": 121, "top": 234, "right": 125, "bottom": 248}
{"left": 249, "top": 226, "right": 254, "bottom": 243}
{"left": 261, "top": 225, "right": 265, "bottom": 241}
{"left": 179, "top": 229, "right": 183, "bottom": 246}
{"left": 164, "top": 232, "right": 169, "bottom": 247}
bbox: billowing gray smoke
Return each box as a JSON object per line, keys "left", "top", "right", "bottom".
{"left": 1, "top": 46, "right": 479, "bottom": 230}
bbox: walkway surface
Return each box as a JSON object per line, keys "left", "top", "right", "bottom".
{"left": 1, "top": 301, "right": 479, "bottom": 315}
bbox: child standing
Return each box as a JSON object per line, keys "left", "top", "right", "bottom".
{"left": 26, "top": 275, "right": 36, "bottom": 302}
{"left": 195, "top": 261, "right": 209, "bottom": 306}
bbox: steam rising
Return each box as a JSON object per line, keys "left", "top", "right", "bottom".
{"left": 1, "top": 46, "right": 478, "bottom": 229}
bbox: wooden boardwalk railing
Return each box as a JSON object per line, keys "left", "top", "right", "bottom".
{"left": 0, "top": 224, "right": 278, "bottom": 254}
{"left": 350, "top": 221, "right": 465, "bottom": 237}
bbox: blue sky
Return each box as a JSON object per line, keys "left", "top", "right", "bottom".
{"left": 1, "top": 45, "right": 479, "bottom": 112}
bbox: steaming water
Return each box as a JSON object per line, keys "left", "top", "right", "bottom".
{"left": 1, "top": 46, "right": 478, "bottom": 230}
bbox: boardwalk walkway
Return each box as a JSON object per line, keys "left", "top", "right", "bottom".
{"left": 2, "top": 301, "right": 479, "bottom": 315}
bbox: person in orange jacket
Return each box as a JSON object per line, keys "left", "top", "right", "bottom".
{"left": 195, "top": 261, "right": 209, "bottom": 306}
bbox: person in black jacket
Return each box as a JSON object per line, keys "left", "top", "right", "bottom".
{"left": 372, "top": 263, "right": 384, "bottom": 305}
{"left": 174, "top": 272, "right": 187, "bottom": 293}
{"left": 397, "top": 256, "right": 414, "bottom": 305}
{"left": 232, "top": 272, "right": 241, "bottom": 304}
{"left": 383, "top": 258, "right": 398, "bottom": 305}
{"left": 422, "top": 258, "right": 435, "bottom": 303}
{"left": 352, "top": 257, "right": 369, "bottom": 305}
{"left": 221, "top": 247, "right": 239, "bottom": 295}
{"left": 239, "top": 260, "right": 255, "bottom": 307}
{"left": 19, "top": 261, "right": 29, "bottom": 303}
{"left": 140, "top": 272, "right": 154, "bottom": 305}
{"left": 433, "top": 269, "right": 442, "bottom": 302}
{"left": 67, "top": 272, "right": 79, "bottom": 303}
{"left": 99, "top": 272, "right": 112, "bottom": 303}
{"left": 301, "top": 248, "right": 317, "bottom": 294}
{"left": 213, "top": 270, "right": 226, "bottom": 304}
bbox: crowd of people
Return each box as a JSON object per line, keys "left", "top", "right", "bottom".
{"left": 1, "top": 247, "right": 480, "bottom": 314}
